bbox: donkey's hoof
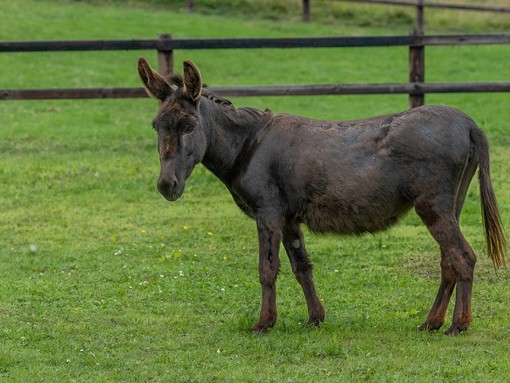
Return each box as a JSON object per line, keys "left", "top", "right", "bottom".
{"left": 444, "top": 324, "right": 468, "bottom": 336}
{"left": 419, "top": 319, "right": 444, "bottom": 332}
{"left": 250, "top": 321, "right": 274, "bottom": 334}
{"left": 250, "top": 326, "right": 269, "bottom": 335}
{"left": 308, "top": 314, "right": 325, "bottom": 327}
{"left": 308, "top": 305, "right": 325, "bottom": 327}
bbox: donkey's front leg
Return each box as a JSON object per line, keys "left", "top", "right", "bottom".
{"left": 282, "top": 222, "right": 324, "bottom": 326}
{"left": 252, "top": 216, "right": 282, "bottom": 333}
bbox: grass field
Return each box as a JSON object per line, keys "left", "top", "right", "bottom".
{"left": 1, "top": 0, "right": 510, "bottom": 382}
{"left": 78, "top": 0, "right": 510, "bottom": 32}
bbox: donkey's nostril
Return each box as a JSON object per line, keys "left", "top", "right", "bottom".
{"left": 157, "top": 177, "right": 178, "bottom": 197}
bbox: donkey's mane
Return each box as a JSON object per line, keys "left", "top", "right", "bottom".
{"left": 167, "top": 74, "right": 233, "bottom": 108}
{"left": 168, "top": 74, "right": 184, "bottom": 88}
{"left": 201, "top": 89, "right": 233, "bottom": 107}
{"left": 168, "top": 73, "right": 269, "bottom": 121}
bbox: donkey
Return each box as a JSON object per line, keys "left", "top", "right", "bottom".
{"left": 137, "top": 58, "right": 506, "bottom": 335}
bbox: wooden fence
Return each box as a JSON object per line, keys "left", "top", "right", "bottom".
{"left": 311, "top": 0, "right": 510, "bottom": 23}
{"left": 1, "top": 33, "right": 509, "bottom": 107}
{"left": 333, "top": 0, "right": 510, "bottom": 14}
{"left": 332, "top": 0, "right": 510, "bottom": 34}
{"left": 183, "top": 1, "right": 510, "bottom": 23}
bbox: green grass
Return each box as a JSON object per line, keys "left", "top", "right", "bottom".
{"left": 1, "top": 0, "right": 510, "bottom": 381}
{"left": 76, "top": 0, "right": 510, "bottom": 32}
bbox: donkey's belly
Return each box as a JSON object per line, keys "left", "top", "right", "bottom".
{"left": 300, "top": 196, "right": 412, "bottom": 235}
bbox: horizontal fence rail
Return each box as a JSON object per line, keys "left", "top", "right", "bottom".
{"left": 2, "top": 82, "right": 510, "bottom": 100}
{"left": 301, "top": 0, "right": 510, "bottom": 23}
{"left": 336, "top": 0, "right": 510, "bottom": 13}
{"left": 1, "top": 34, "right": 510, "bottom": 52}
{"left": 1, "top": 33, "right": 509, "bottom": 104}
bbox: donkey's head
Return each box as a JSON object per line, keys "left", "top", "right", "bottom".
{"left": 138, "top": 58, "right": 206, "bottom": 201}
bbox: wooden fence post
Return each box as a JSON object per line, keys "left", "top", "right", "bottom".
{"left": 303, "top": 0, "right": 311, "bottom": 22}
{"left": 409, "top": 33, "right": 425, "bottom": 108}
{"left": 409, "top": 0, "right": 425, "bottom": 108}
{"left": 416, "top": 0, "right": 424, "bottom": 33}
{"left": 157, "top": 34, "right": 173, "bottom": 77}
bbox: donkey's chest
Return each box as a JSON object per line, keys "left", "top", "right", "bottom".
{"left": 228, "top": 187, "right": 257, "bottom": 219}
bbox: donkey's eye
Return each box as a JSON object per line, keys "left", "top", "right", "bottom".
{"left": 183, "top": 124, "right": 195, "bottom": 134}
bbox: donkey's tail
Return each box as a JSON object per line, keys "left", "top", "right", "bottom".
{"left": 471, "top": 127, "right": 507, "bottom": 268}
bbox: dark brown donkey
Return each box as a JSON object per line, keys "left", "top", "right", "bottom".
{"left": 138, "top": 58, "right": 506, "bottom": 335}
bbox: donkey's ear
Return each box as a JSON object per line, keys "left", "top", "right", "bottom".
{"left": 137, "top": 57, "right": 172, "bottom": 102}
{"left": 183, "top": 60, "right": 202, "bottom": 102}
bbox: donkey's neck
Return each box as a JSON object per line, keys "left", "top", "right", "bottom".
{"left": 199, "top": 97, "right": 272, "bottom": 185}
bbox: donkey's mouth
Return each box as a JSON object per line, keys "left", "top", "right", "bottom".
{"left": 157, "top": 179, "right": 185, "bottom": 201}
{"left": 161, "top": 186, "right": 184, "bottom": 201}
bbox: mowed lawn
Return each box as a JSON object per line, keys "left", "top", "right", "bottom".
{"left": 1, "top": 1, "right": 510, "bottom": 382}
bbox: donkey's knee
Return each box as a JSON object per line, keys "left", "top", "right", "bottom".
{"left": 449, "top": 246, "right": 476, "bottom": 282}
{"left": 291, "top": 257, "right": 314, "bottom": 282}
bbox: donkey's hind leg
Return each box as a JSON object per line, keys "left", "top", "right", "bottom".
{"left": 419, "top": 249, "right": 456, "bottom": 332}
{"left": 282, "top": 221, "right": 325, "bottom": 326}
{"left": 418, "top": 149, "right": 478, "bottom": 333}
{"left": 416, "top": 201, "right": 477, "bottom": 335}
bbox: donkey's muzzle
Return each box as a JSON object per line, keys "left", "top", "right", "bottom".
{"left": 157, "top": 176, "right": 182, "bottom": 201}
